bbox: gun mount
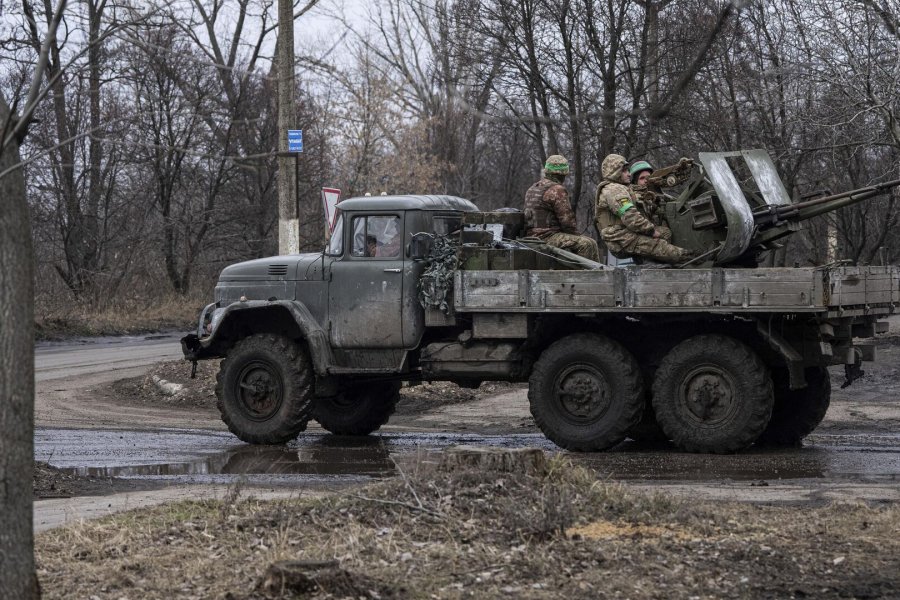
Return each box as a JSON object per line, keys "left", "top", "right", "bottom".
{"left": 662, "top": 150, "right": 900, "bottom": 267}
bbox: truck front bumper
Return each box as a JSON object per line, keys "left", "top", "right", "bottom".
{"left": 181, "top": 301, "right": 219, "bottom": 361}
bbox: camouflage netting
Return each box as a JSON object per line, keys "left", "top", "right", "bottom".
{"left": 418, "top": 235, "right": 458, "bottom": 314}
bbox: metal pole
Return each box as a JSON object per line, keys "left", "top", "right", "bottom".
{"left": 277, "top": 0, "right": 298, "bottom": 255}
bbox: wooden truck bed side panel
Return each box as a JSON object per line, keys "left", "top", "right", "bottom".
{"left": 453, "top": 266, "right": 898, "bottom": 314}
{"left": 827, "top": 266, "right": 898, "bottom": 307}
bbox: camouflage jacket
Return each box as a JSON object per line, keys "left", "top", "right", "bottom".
{"left": 594, "top": 181, "right": 656, "bottom": 237}
{"left": 524, "top": 178, "right": 579, "bottom": 237}
{"left": 632, "top": 185, "right": 665, "bottom": 226}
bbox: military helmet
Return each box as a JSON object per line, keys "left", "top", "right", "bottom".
{"left": 601, "top": 154, "right": 628, "bottom": 181}
{"left": 629, "top": 160, "right": 653, "bottom": 178}
{"left": 544, "top": 155, "right": 570, "bottom": 175}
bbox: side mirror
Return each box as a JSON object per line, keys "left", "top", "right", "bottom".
{"left": 408, "top": 232, "right": 434, "bottom": 260}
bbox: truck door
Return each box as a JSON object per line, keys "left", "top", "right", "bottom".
{"left": 327, "top": 214, "right": 405, "bottom": 348}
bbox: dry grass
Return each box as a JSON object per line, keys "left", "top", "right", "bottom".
{"left": 35, "top": 293, "right": 205, "bottom": 339}
{"left": 35, "top": 456, "right": 900, "bottom": 599}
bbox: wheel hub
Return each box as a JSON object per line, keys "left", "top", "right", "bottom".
{"left": 236, "top": 362, "right": 283, "bottom": 420}
{"left": 556, "top": 365, "right": 610, "bottom": 421}
{"left": 681, "top": 367, "right": 735, "bottom": 423}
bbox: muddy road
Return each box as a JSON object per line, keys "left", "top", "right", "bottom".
{"left": 33, "top": 322, "right": 900, "bottom": 530}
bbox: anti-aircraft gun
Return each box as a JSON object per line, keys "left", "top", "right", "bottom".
{"left": 658, "top": 150, "right": 900, "bottom": 267}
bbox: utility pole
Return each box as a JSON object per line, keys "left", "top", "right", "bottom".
{"left": 277, "top": 0, "right": 298, "bottom": 255}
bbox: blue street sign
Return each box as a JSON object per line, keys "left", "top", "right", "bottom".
{"left": 288, "top": 129, "right": 303, "bottom": 152}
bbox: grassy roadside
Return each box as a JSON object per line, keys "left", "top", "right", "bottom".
{"left": 34, "top": 295, "right": 203, "bottom": 340}
{"left": 36, "top": 457, "right": 900, "bottom": 599}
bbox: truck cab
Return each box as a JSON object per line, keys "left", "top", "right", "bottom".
{"left": 322, "top": 195, "right": 475, "bottom": 357}
{"left": 182, "top": 194, "right": 477, "bottom": 393}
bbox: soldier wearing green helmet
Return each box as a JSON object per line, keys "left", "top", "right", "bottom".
{"left": 630, "top": 160, "right": 654, "bottom": 187}
{"left": 628, "top": 159, "right": 672, "bottom": 242}
{"left": 594, "top": 153, "right": 693, "bottom": 264}
{"left": 523, "top": 154, "right": 600, "bottom": 262}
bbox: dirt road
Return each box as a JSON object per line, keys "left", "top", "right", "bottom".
{"left": 35, "top": 333, "right": 222, "bottom": 430}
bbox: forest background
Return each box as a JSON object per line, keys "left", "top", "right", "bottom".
{"left": 3, "top": 0, "right": 900, "bottom": 332}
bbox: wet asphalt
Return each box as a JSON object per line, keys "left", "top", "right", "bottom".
{"left": 34, "top": 427, "right": 900, "bottom": 490}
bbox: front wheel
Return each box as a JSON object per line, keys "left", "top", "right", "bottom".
{"left": 652, "top": 334, "right": 773, "bottom": 453}
{"left": 215, "top": 334, "right": 313, "bottom": 444}
{"left": 529, "top": 333, "right": 644, "bottom": 451}
{"left": 313, "top": 381, "right": 401, "bottom": 435}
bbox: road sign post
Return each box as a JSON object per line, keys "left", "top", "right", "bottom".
{"left": 279, "top": 130, "right": 303, "bottom": 254}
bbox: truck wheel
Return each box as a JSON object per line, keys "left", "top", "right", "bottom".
{"left": 652, "top": 334, "right": 773, "bottom": 453}
{"left": 757, "top": 367, "right": 831, "bottom": 446}
{"left": 313, "top": 381, "right": 401, "bottom": 436}
{"left": 215, "top": 334, "right": 313, "bottom": 444}
{"left": 529, "top": 333, "right": 643, "bottom": 451}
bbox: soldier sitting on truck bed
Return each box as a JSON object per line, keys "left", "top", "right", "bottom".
{"left": 628, "top": 160, "right": 673, "bottom": 243}
{"left": 523, "top": 155, "right": 600, "bottom": 262}
{"left": 595, "top": 154, "right": 693, "bottom": 264}
{"left": 630, "top": 158, "right": 695, "bottom": 235}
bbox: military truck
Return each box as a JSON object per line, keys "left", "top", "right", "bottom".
{"left": 182, "top": 150, "right": 899, "bottom": 453}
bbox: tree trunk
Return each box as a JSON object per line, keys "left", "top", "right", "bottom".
{"left": 0, "top": 96, "right": 39, "bottom": 599}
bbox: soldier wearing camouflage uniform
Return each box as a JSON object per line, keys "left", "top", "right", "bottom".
{"left": 594, "top": 154, "right": 692, "bottom": 264}
{"left": 524, "top": 155, "right": 600, "bottom": 262}
{"left": 629, "top": 160, "right": 673, "bottom": 243}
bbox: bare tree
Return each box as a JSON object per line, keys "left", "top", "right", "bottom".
{"left": 125, "top": 26, "right": 226, "bottom": 294}
{"left": 0, "top": 0, "right": 66, "bottom": 591}
{"left": 0, "top": 93, "right": 39, "bottom": 600}
{"left": 20, "top": 0, "right": 131, "bottom": 300}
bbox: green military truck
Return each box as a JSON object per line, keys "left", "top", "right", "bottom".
{"left": 182, "top": 151, "right": 899, "bottom": 453}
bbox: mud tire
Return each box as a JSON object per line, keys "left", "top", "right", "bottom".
{"left": 529, "top": 333, "right": 644, "bottom": 451}
{"left": 313, "top": 381, "right": 401, "bottom": 436}
{"left": 652, "top": 334, "right": 773, "bottom": 454}
{"left": 757, "top": 367, "right": 831, "bottom": 446}
{"left": 216, "top": 334, "right": 313, "bottom": 444}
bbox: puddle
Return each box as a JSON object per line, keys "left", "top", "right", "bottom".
{"left": 59, "top": 437, "right": 397, "bottom": 479}
{"left": 582, "top": 436, "right": 900, "bottom": 482}
{"left": 37, "top": 428, "right": 900, "bottom": 486}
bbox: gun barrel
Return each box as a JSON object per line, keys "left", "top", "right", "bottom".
{"left": 753, "top": 178, "right": 900, "bottom": 224}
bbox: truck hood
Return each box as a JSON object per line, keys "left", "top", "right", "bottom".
{"left": 218, "top": 253, "right": 325, "bottom": 281}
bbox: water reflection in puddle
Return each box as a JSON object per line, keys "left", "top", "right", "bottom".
{"left": 62, "top": 436, "right": 396, "bottom": 479}
{"left": 48, "top": 430, "right": 900, "bottom": 484}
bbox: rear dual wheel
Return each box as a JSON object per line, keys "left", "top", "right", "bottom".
{"left": 652, "top": 334, "right": 774, "bottom": 453}
{"left": 757, "top": 367, "right": 831, "bottom": 446}
{"left": 529, "top": 333, "right": 644, "bottom": 451}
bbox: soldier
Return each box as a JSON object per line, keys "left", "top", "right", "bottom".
{"left": 524, "top": 155, "right": 600, "bottom": 262}
{"left": 630, "top": 160, "right": 654, "bottom": 187}
{"left": 629, "top": 160, "right": 673, "bottom": 243}
{"left": 594, "top": 154, "right": 693, "bottom": 264}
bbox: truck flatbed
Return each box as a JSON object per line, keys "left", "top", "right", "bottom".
{"left": 453, "top": 265, "right": 899, "bottom": 317}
